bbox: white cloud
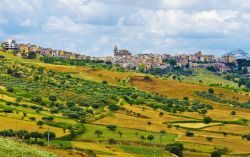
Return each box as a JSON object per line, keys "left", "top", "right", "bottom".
{"left": 0, "top": 0, "right": 250, "bottom": 56}
{"left": 42, "top": 16, "right": 93, "bottom": 33}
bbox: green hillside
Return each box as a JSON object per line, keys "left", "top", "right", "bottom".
{"left": 0, "top": 51, "right": 249, "bottom": 157}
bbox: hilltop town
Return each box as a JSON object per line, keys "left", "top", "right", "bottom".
{"left": 1, "top": 38, "right": 249, "bottom": 74}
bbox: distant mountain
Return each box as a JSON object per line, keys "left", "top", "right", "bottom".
{"left": 225, "top": 49, "right": 250, "bottom": 60}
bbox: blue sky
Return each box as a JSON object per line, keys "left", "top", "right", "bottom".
{"left": 0, "top": 0, "right": 250, "bottom": 56}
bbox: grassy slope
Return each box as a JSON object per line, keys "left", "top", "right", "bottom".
{"left": 76, "top": 124, "right": 178, "bottom": 145}
{"left": 183, "top": 69, "right": 239, "bottom": 88}
{"left": 1, "top": 51, "right": 250, "bottom": 156}
{"left": 0, "top": 138, "right": 57, "bottom": 157}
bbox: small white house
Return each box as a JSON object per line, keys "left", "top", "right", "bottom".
{"left": 2, "top": 39, "right": 18, "bottom": 50}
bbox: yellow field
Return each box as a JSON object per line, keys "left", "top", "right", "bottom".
{"left": 174, "top": 107, "right": 250, "bottom": 122}
{"left": 0, "top": 116, "right": 67, "bottom": 137}
{"left": 178, "top": 135, "right": 250, "bottom": 153}
{"left": 93, "top": 104, "right": 190, "bottom": 133}
{"left": 204, "top": 124, "right": 250, "bottom": 135}
{"left": 172, "top": 123, "right": 221, "bottom": 129}
{"left": 0, "top": 94, "right": 16, "bottom": 102}
{"left": 40, "top": 146, "right": 88, "bottom": 157}
{"left": 73, "top": 142, "right": 136, "bottom": 157}
{"left": 130, "top": 76, "right": 249, "bottom": 102}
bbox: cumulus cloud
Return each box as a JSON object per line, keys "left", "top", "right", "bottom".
{"left": 0, "top": 0, "right": 250, "bottom": 56}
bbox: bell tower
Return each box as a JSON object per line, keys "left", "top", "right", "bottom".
{"left": 114, "top": 44, "right": 118, "bottom": 56}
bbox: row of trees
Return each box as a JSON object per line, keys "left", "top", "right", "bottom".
{"left": 0, "top": 129, "right": 56, "bottom": 142}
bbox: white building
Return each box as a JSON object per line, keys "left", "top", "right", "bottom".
{"left": 2, "top": 39, "right": 18, "bottom": 50}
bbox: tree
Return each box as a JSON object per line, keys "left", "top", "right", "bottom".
{"left": 108, "top": 138, "right": 116, "bottom": 144}
{"left": 211, "top": 151, "right": 221, "bottom": 157}
{"left": 166, "top": 143, "right": 184, "bottom": 157}
{"left": 37, "top": 121, "right": 44, "bottom": 128}
{"left": 27, "top": 51, "right": 37, "bottom": 59}
{"left": 108, "top": 104, "right": 120, "bottom": 111}
{"left": 186, "top": 131, "right": 194, "bottom": 137}
{"left": 3, "top": 109, "right": 13, "bottom": 116}
{"left": 7, "top": 86, "right": 14, "bottom": 92}
{"left": 95, "top": 130, "right": 103, "bottom": 138}
{"left": 183, "top": 97, "right": 189, "bottom": 101}
{"left": 63, "top": 126, "right": 66, "bottom": 133}
{"left": 49, "top": 95, "right": 57, "bottom": 102}
{"left": 118, "top": 131, "right": 123, "bottom": 137}
{"left": 140, "top": 135, "right": 145, "bottom": 142}
{"left": 204, "top": 116, "right": 213, "bottom": 124}
{"left": 144, "top": 76, "right": 151, "bottom": 81}
{"left": 66, "top": 101, "right": 75, "bottom": 107}
{"left": 30, "top": 131, "right": 42, "bottom": 141}
{"left": 16, "top": 130, "right": 29, "bottom": 139}
{"left": 70, "top": 128, "right": 75, "bottom": 137}
{"left": 167, "top": 125, "right": 172, "bottom": 130}
{"left": 107, "top": 125, "right": 117, "bottom": 132}
{"left": 208, "top": 88, "right": 214, "bottom": 94}
{"left": 231, "top": 111, "right": 236, "bottom": 115}
{"left": 43, "top": 131, "right": 56, "bottom": 140}
{"left": 135, "top": 132, "right": 138, "bottom": 138}
{"left": 147, "top": 135, "right": 154, "bottom": 143}
{"left": 207, "top": 137, "right": 213, "bottom": 141}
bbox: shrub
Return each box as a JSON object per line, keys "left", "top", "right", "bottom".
{"left": 108, "top": 138, "right": 116, "bottom": 144}
{"left": 242, "top": 134, "right": 250, "bottom": 140}
{"left": 207, "top": 137, "right": 213, "bottom": 141}
{"left": 231, "top": 111, "right": 236, "bottom": 115}
{"left": 208, "top": 88, "right": 214, "bottom": 94}
{"left": 147, "top": 135, "right": 154, "bottom": 143}
{"left": 7, "top": 86, "right": 14, "bottom": 92}
{"left": 66, "top": 101, "right": 75, "bottom": 107}
{"left": 92, "top": 104, "right": 99, "bottom": 109}
{"left": 102, "top": 80, "right": 107, "bottom": 84}
{"left": 36, "top": 121, "right": 44, "bottom": 128}
{"left": 49, "top": 95, "right": 57, "bottom": 102}
{"left": 43, "top": 131, "right": 56, "bottom": 140}
{"left": 108, "top": 104, "right": 120, "bottom": 111}
{"left": 166, "top": 143, "right": 184, "bottom": 157}
{"left": 29, "top": 117, "right": 36, "bottom": 121}
{"left": 107, "top": 125, "right": 117, "bottom": 132}
{"left": 211, "top": 151, "right": 221, "bottom": 157}
{"left": 204, "top": 116, "right": 213, "bottom": 124}
{"left": 186, "top": 131, "right": 194, "bottom": 137}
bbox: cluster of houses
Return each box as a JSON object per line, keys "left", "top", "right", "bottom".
{"left": 1, "top": 39, "right": 91, "bottom": 60}
{"left": 113, "top": 45, "right": 235, "bottom": 72}
{"left": 1, "top": 39, "right": 238, "bottom": 72}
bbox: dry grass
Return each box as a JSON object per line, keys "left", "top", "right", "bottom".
{"left": 178, "top": 135, "right": 250, "bottom": 153}
{"left": 0, "top": 116, "right": 67, "bottom": 137}
{"left": 73, "top": 142, "right": 135, "bottom": 157}
{"left": 0, "top": 94, "right": 16, "bottom": 102}
{"left": 130, "top": 76, "right": 249, "bottom": 102}
{"left": 173, "top": 123, "right": 221, "bottom": 129}
{"left": 40, "top": 146, "right": 88, "bottom": 157}
{"left": 35, "top": 63, "right": 141, "bottom": 85}
{"left": 174, "top": 107, "right": 250, "bottom": 122}
{"left": 93, "top": 104, "right": 190, "bottom": 132}
{"left": 204, "top": 124, "right": 250, "bottom": 135}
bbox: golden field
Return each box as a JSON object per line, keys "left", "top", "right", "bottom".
{"left": 0, "top": 116, "right": 67, "bottom": 137}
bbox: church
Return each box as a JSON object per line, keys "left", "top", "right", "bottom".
{"left": 113, "top": 45, "right": 132, "bottom": 57}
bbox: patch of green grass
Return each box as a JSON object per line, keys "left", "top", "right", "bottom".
{"left": 183, "top": 69, "right": 239, "bottom": 88}
{"left": 48, "top": 140, "right": 72, "bottom": 148}
{"left": 76, "top": 124, "right": 178, "bottom": 145}
{"left": 0, "top": 138, "right": 57, "bottom": 157}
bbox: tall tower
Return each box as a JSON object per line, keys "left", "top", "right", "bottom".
{"left": 114, "top": 44, "right": 118, "bottom": 56}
